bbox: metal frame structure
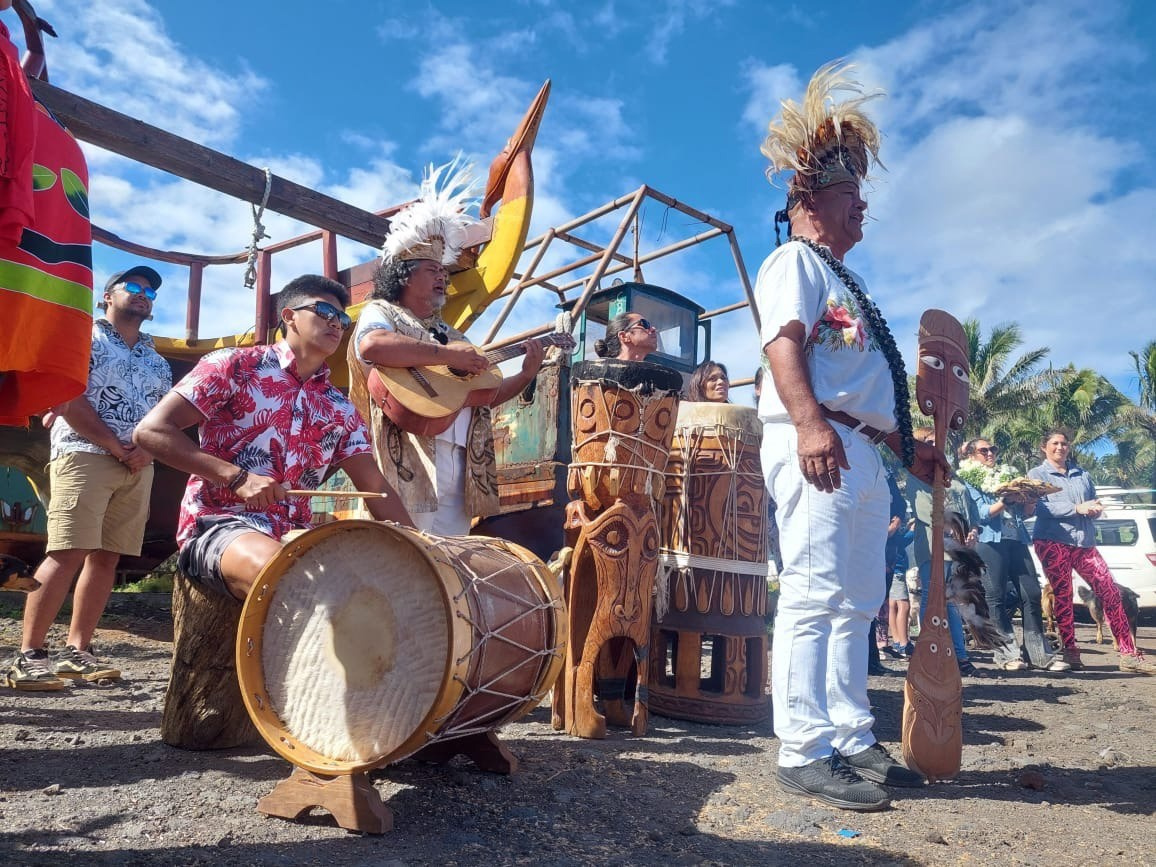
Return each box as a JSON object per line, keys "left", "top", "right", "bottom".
{"left": 481, "top": 185, "right": 760, "bottom": 353}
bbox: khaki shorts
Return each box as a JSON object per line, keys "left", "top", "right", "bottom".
{"left": 46, "top": 452, "right": 153, "bottom": 555}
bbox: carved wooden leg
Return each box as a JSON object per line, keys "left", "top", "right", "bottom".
{"left": 570, "top": 655, "right": 607, "bottom": 739}
{"left": 630, "top": 642, "right": 649, "bottom": 736}
{"left": 551, "top": 667, "right": 566, "bottom": 731}
{"left": 413, "top": 731, "right": 518, "bottom": 774}
{"left": 258, "top": 768, "right": 392, "bottom": 834}
{"left": 596, "top": 638, "right": 634, "bottom": 727}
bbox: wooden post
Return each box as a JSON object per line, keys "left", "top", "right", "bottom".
{"left": 160, "top": 573, "right": 259, "bottom": 750}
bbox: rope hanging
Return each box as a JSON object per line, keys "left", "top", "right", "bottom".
{"left": 243, "top": 168, "right": 273, "bottom": 290}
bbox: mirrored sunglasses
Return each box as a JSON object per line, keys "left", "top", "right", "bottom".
{"left": 122, "top": 281, "right": 158, "bottom": 301}
{"left": 292, "top": 300, "right": 352, "bottom": 330}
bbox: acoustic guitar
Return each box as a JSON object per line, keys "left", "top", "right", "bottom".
{"left": 368, "top": 332, "right": 575, "bottom": 436}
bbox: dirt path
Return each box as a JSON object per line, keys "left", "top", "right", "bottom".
{"left": 1, "top": 605, "right": 1154, "bottom": 866}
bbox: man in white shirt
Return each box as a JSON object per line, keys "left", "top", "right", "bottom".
{"left": 756, "top": 63, "right": 945, "bottom": 811}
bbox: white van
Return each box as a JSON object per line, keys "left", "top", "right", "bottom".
{"left": 1030, "top": 488, "right": 1156, "bottom": 610}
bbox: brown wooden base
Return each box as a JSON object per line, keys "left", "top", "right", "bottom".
{"left": 412, "top": 730, "right": 518, "bottom": 774}
{"left": 258, "top": 768, "right": 392, "bottom": 834}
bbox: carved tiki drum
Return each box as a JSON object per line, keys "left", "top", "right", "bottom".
{"left": 557, "top": 359, "right": 682, "bottom": 739}
{"left": 649, "top": 401, "right": 770, "bottom": 725}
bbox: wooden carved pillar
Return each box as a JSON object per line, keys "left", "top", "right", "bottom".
{"left": 554, "top": 359, "right": 682, "bottom": 738}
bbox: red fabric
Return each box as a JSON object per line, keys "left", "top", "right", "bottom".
{"left": 0, "top": 21, "right": 35, "bottom": 244}
{"left": 174, "top": 342, "right": 373, "bottom": 545}
{"left": 0, "top": 98, "right": 93, "bottom": 427}
{"left": 1033, "top": 539, "right": 1138, "bottom": 656}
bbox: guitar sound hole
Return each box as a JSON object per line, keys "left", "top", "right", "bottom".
{"left": 448, "top": 367, "right": 470, "bottom": 378}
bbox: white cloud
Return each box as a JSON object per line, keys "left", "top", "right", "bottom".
{"left": 738, "top": 0, "right": 1154, "bottom": 390}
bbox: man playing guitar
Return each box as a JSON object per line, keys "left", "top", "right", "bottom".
{"left": 348, "top": 163, "right": 544, "bottom": 536}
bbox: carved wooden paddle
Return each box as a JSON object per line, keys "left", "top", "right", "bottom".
{"left": 901, "top": 309, "right": 970, "bottom": 782}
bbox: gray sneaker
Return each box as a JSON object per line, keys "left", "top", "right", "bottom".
{"left": 6, "top": 649, "right": 67, "bottom": 691}
{"left": 777, "top": 754, "right": 890, "bottom": 811}
{"left": 53, "top": 645, "right": 121, "bottom": 681}
{"left": 839, "top": 742, "right": 925, "bottom": 787}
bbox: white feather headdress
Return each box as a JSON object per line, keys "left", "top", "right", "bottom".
{"left": 760, "top": 60, "right": 883, "bottom": 200}
{"left": 380, "top": 157, "right": 482, "bottom": 266}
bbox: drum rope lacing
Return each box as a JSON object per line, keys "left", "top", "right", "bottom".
{"left": 657, "top": 421, "right": 773, "bottom": 621}
{"left": 426, "top": 539, "right": 564, "bottom": 743}
{"left": 568, "top": 385, "right": 674, "bottom": 498}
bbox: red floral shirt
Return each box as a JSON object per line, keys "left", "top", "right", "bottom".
{"left": 174, "top": 341, "right": 371, "bottom": 546}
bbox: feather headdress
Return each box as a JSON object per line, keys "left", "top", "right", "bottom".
{"left": 381, "top": 157, "right": 482, "bottom": 266}
{"left": 760, "top": 60, "right": 883, "bottom": 202}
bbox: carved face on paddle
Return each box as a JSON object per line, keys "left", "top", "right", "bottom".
{"left": 915, "top": 310, "right": 970, "bottom": 438}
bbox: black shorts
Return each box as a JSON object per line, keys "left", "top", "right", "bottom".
{"left": 177, "top": 515, "right": 261, "bottom": 598}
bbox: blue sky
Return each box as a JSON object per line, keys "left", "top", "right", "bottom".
{"left": 10, "top": 0, "right": 1156, "bottom": 400}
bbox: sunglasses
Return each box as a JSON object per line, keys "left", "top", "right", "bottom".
{"left": 122, "top": 281, "right": 158, "bottom": 301}
{"left": 292, "top": 301, "right": 352, "bottom": 330}
{"left": 624, "top": 317, "right": 655, "bottom": 333}
{"left": 975, "top": 446, "right": 998, "bottom": 456}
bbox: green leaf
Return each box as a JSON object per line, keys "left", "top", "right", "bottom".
{"left": 31, "top": 164, "right": 57, "bottom": 192}
{"left": 60, "top": 168, "right": 89, "bottom": 219}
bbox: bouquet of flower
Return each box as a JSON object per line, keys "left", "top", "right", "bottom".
{"left": 956, "top": 457, "right": 1019, "bottom": 494}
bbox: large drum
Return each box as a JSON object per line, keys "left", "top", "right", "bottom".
{"left": 568, "top": 359, "right": 684, "bottom": 510}
{"left": 236, "top": 520, "right": 566, "bottom": 775}
{"left": 650, "top": 401, "right": 772, "bottom": 725}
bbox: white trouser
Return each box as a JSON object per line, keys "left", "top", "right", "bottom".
{"left": 413, "top": 440, "right": 472, "bottom": 537}
{"left": 763, "top": 421, "right": 890, "bottom": 767}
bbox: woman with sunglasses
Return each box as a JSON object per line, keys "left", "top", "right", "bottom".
{"left": 960, "top": 439, "right": 1069, "bottom": 672}
{"left": 1028, "top": 429, "right": 1153, "bottom": 673}
{"left": 593, "top": 312, "right": 658, "bottom": 361}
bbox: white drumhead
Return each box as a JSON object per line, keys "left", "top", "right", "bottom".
{"left": 260, "top": 524, "right": 449, "bottom": 763}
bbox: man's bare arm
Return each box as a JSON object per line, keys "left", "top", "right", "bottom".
{"left": 133, "top": 392, "right": 285, "bottom": 507}
{"left": 338, "top": 453, "right": 414, "bottom": 526}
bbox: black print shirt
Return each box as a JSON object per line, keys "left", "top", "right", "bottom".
{"left": 49, "top": 319, "right": 172, "bottom": 459}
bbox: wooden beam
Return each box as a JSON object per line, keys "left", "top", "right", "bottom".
{"left": 30, "top": 79, "right": 391, "bottom": 248}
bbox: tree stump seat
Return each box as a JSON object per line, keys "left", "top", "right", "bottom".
{"left": 160, "top": 572, "right": 259, "bottom": 750}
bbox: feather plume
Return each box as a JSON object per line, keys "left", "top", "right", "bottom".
{"left": 381, "top": 156, "right": 482, "bottom": 266}
{"left": 943, "top": 543, "right": 1004, "bottom": 649}
{"left": 760, "top": 59, "right": 883, "bottom": 193}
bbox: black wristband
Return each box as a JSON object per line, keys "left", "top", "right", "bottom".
{"left": 227, "top": 468, "right": 249, "bottom": 492}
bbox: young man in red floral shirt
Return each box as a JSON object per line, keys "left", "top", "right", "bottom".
{"left": 135, "top": 274, "right": 412, "bottom": 601}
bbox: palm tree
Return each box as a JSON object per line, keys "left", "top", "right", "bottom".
{"left": 950, "top": 319, "right": 1050, "bottom": 461}
{"left": 1130, "top": 340, "right": 1156, "bottom": 412}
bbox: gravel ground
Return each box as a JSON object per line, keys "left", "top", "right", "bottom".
{"left": 1, "top": 598, "right": 1154, "bottom": 867}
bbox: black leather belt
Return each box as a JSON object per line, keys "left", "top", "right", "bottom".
{"left": 821, "top": 407, "right": 891, "bottom": 445}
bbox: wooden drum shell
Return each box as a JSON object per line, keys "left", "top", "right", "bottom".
{"left": 650, "top": 402, "right": 771, "bottom": 725}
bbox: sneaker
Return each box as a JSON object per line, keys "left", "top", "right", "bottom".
{"left": 882, "top": 644, "right": 904, "bottom": 660}
{"left": 958, "top": 659, "right": 980, "bottom": 677}
{"left": 839, "top": 743, "right": 925, "bottom": 788}
{"left": 1118, "top": 653, "right": 1156, "bottom": 675}
{"left": 1062, "top": 648, "right": 1085, "bottom": 671}
{"left": 1000, "top": 659, "right": 1028, "bottom": 671}
{"left": 53, "top": 645, "right": 121, "bottom": 681}
{"left": 901, "top": 642, "right": 916, "bottom": 659}
{"left": 1043, "top": 656, "right": 1071, "bottom": 672}
{"left": 6, "top": 649, "right": 67, "bottom": 691}
{"left": 777, "top": 755, "right": 890, "bottom": 811}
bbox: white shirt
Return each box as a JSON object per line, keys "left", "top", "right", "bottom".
{"left": 755, "top": 241, "right": 896, "bottom": 433}
{"left": 353, "top": 305, "right": 472, "bottom": 447}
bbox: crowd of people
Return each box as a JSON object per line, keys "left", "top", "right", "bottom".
{"left": 2, "top": 58, "right": 1150, "bottom": 829}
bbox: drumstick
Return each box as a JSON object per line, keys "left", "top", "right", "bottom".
{"left": 283, "top": 489, "right": 389, "bottom": 499}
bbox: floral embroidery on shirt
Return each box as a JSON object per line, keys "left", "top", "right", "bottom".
{"left": 806, "top": 295, "right": 874, "bottom": 353}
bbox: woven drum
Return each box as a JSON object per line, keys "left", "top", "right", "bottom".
{"left": 649, "top": 401, "right": 771, "bottom": 724}
{"left": 236, "top": 520, "right": 566, "bottom": 775}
